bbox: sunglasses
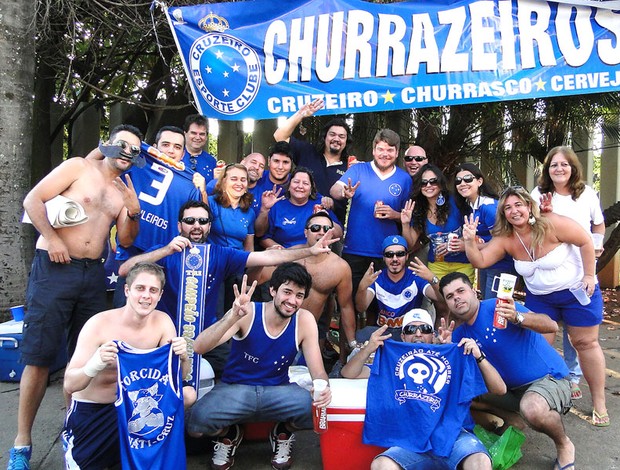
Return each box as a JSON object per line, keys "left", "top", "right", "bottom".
{"left": 181, "top": 217, "right": 211, "bottom": 225}
{"left": 455, "top": 175, "right": 476, "bottom": 185}
{"left": 404, "top": 155, "right": 427, "bottom": 162}
{"left": 306, "top": 224, "right": 332, "bottom": 233}
{"left": 383, "top": 250, "right": 407, "bottom": 258}
{"left": 421, "top": 177, "right": 439, "bottom": 186}
{"left": 402, "top": 324, "right": 434, "bottom": 335}
{"left": 114, "top": 140, "right": 141, "bottom": 158}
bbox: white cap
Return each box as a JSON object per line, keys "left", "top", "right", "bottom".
{"left": 401, "top": 308, "right": 433, "bottom": 328}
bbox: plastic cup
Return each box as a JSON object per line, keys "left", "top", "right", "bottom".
{"left": 492, "top": 274, "right": 517, "bottom": 300}
{"left": 10, "top": 305, "right": 25, "bottom": 322}
{"left": 312, "top": 379, "right": 329, "bottom": 434}
{"left": 430, "top": 233, "right": 448, "bottom": 262}
{"left": 592, "top": 233, "right": 604, "bottom": 250}
{"left": 569, "top": 282, "right": 591, "bottom": 306}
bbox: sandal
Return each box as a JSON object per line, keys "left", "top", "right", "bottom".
{"left": 553, "top": 459, "right": 575, "bottom": 470}
{"left": 592, "top": 409, "right": 610, "bottom": 427}
{"left": 570, "top": 383, "right": 582, "bottom": 400}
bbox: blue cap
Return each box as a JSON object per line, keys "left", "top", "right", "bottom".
{"left": 382, "top": 235, "right": 408, "bottom": 252}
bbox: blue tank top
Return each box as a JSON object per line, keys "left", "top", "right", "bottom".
{"left": 222, "top": 303, "right": 299, "bottom": 386}
{"left": 115, "top": 341, "right": 186, "bottom": 470}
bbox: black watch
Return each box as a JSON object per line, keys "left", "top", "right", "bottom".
{"left": 476, "top": 351, "right": 486, "bottom": 364}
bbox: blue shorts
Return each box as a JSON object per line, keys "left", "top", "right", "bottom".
{"left": 63, "top": 400, "right": 120, "bottom": 469}
{"left": 525, "top": 284, "right": 603, "bottom": 327}
{"left": 186, "top": 382, "right": 312, "bottom": 435}
{"left": 21, "top": 250, "right": 106, "bottom": 366}
{"left": 377, "top": 429, "right": 489, "bottom": 470}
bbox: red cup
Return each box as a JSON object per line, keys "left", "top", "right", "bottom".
{"left": 313, "top": 405, "right": 328, "bottom": 434}
{"left": 493, "top": 298, "right": 508, "bottom": 329}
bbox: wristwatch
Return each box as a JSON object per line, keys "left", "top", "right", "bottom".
{"left": 430, "top": 276, "right": 439, "bottom": 286}
{"left": 515, "top": 312, "right": 525, "bottom": 326}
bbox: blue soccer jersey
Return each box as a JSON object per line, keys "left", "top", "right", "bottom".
{"left": 207, "top": 195, "right": 256, "bottom": 250}
{"left": 370, "top": 270, "right": 430, "bottom": 328}
{"left": 337, "top": 162, "right": 411, "bottom": 257}
{"left": 182, "top": 149, "right": 216, "bottom": 183}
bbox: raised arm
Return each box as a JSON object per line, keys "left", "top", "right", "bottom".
{"left": 341, "top": 325, "right": 391, "bottom": 379}
{"left": 273, "top": 98, "right": 324, "bottom": 142}
{"left": 118, "top": 236, "right": 192, "bottom": 277}
{"left": 355, "top": 262, "right": 380, "bottom": 313}
{"left": 113, "top": 174, "right": 141, "bottom": 248}
{"left": 335, "top": 262, "right": 357, "bottom": 347}
{"left": 246, "top": 229, "right": 338, "bottom": 267}
{"left": 457, "top": 338, "right": 506, "bottom": 395}
{"left": 462, "top": 214, "right": 506, "bottom": 268}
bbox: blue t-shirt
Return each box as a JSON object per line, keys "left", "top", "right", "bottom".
{"left": 364, "top": 341, "right": 487, "bottom": 457}
{"left": 264, "top": 197, "right": 340, "bottom": 248}
{"left": 338, "top": 162, "right": 412, "bottom": 258}
{"left": 156, "top": 243, "right": 249, "bottom": 326}
{"left": 370, "top": 269, "right": 430, "bottom": 328}
{"left": 452, "top": 300, "right": 569, "bottom": 389}
{"left": 222, "top": 302, "right": 299, "bottom": 386}
{"left": 206, "top": 180, "right": 261, "bottom": 217}
{"left": 117, "top": 157, "right": 201, "bottom": 261}
{"left": 182, "top": 149, "right": 216, "bottom": 183}
{"left": 425, "top": 196, "right": 468, "bottom": 264}
{"left": 207, "top": 195, "right": 256, "bottom": 250}
{"left": 289, "top": 136, "right": 348, "bottom": 224}
{"left": 252, "top": 171, "right": 290, "bottom": 214}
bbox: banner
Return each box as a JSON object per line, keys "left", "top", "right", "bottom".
{"left": 165, "top": 0, "right": 620, "bottom": 120}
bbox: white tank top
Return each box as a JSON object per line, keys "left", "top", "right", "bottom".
{"left": 514, "top": 243, "right": 582, "bottom": 295}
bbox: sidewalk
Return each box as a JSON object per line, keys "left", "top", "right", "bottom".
{"left": 2, "top": 322, "right": 619, "bottom": 469}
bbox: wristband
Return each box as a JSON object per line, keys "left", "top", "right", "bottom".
{"left": 476, "top": 352, "right": 486, "bottom": 364}
{"left": 127, "top": 209, "right": 141, "bottom": 221}
{"left": 83, "top": 347, "right": 107, "bottom": 377}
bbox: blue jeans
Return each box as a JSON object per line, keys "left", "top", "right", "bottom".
{"left": 186, "top": 382, "right": 313, "bottom": 435}
{"left": 563, "top": 328, "right": 582, "bottom": 384}
{"left": 377, "top": 429, "right": 490, "bottom": 470}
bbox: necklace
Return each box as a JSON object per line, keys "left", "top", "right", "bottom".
{"left": 514, "top": 231, "right": 536, "bottom": 262}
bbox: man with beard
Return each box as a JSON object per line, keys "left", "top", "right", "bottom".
{"left": 181, "top": 114, "right": 216, "bottom": 184}
{"left": 274, "top": 98, "right": 352, "bottom": 224}
{"left": 341, "top": 309, "right": 504, "bottom": 470}
{"left": 440, "top": 272, "right": 575, "bottom": 470}
{"left": 8, "top": 125, "right": 143, "bottom": 469}
{"left": 330, "top": 129, "right": 412, "bottom": 302}
{"left": 355, "top": 235, "right": 446, "bottom": 341}
{"left": 186, "top": 265, "right": 331, "bottom": 470}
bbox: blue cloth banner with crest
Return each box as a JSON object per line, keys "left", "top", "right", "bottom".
{"left": 164, "top": 0, "right": 620, "bottom": 120}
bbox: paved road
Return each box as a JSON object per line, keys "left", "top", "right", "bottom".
{"left": 1, "top": 322, "right": 619, "bottom": 469}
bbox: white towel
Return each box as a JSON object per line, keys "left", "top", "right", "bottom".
{"left": 22, "top": 195, "right": 89, "bottom": 228}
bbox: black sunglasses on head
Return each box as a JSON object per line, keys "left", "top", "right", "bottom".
{"left": 181, "top": 217, "right": 211, "bottom": 225}
{"left": 404, "top": 155, "right": 427, "bottom": 162}
{"left": 421, "top": 177, "right": 439, "bottom": 186}
{"left": 306, "top": 224, "right": 332, "bottom": 233}
{"left": 402, "top": 324, "right": 434, "bottom": 335}
{"left": 455, "top": 175, "right": 476, "bottom": 185}
{"left": 383, "top": 250, "right": 407, "bottom": 258}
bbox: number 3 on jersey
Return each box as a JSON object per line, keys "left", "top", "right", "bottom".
{"left": 138, "top": 163, "right": 173, "bottom": 206}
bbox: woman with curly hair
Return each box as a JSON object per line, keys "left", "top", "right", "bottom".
{"left": 531, "top": 146, "right": 606, "bottom": 403}
{"left": 453, "top": 162, "right": 515, "bottom": 299}
{"left": 463, "top": 186, "right": 608, "bottom": 427}
{"left": 401, "top": 163, "right": 473, "bottom": 282}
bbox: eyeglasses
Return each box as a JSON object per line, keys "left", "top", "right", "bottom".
{"left": 181, "top": 217, "right": 211, "bottom": 225}
{"left": 306, "top": 224, "right": 332, "bottom": 233}
{"left": 114, "top": 140, "right": 140, "bottom": 158}
{"left": 421, "top": 177, "right": 439, "bottom": 186}
{"left": 383, "top": 250, "right": 407, "bottom": 258}
{"left": 404, "top": 155, "right": 427, "bottom": 162}
{"left": 189, "top": 156, "right": 198, "bottom": 171}
{"left": 455, "top": 175, "right": 476, "bottom": 185}
{"left": 402, "top": 324, "right": 434, "bottom": 335}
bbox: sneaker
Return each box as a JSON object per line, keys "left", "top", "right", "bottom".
{"left": 7, "top": 446, "right": 32, "bottom": 470}
{"left": 269, "top": 423, "right": 295, "bottom": 470}
{"left": 211, "top": 425, "right": 243, "bottom": 470}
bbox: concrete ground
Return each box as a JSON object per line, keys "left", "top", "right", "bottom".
{"left": 1, "top": 321, "right": 619, "bottom": 469}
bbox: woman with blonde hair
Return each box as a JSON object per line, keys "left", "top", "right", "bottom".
{"left": 463, "top": 186, "right": 608, "bottom": 426}
{"left": 532, "top": 146, "right": 606, "bottom": 402}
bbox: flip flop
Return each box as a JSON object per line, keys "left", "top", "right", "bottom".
{"left": 570, "top": 383, "right": 582, "bottom": 400}
{"left": 592, "top": 409, "right": 610, "bottom": 427}
{"left": 553, "top": 459, "right": 575, "bottom": 470}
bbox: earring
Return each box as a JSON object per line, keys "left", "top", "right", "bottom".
{"left": 528, "top": 213, "right": 536, "bottom": 225}
{"left": 436, "top": 193, "right": 446, "bottom": 206}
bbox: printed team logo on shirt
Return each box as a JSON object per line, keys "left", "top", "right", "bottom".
{"left": 392, "top": 349, "right": 452, "bottom": 411}
{"left": 126, "top": 382, "right": 178, "bottom": 448}
{"left": 388, "top": 183, "right": 403, "bottom": 197}
{"left": 282, "top": 217, "right": 297, "bottom": 225}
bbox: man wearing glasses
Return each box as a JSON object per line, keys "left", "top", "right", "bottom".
{"left": 341, "top": 308, "right": 504, "bottom": 470}
{"left": 181, "top": 114, "right": 216, "bottom": 184}
{"left": 8, "top": 125, "right": 143, "bottom": 469}
{"left": 403, "top": 145, "right": 428, "bottom": 178}
{"left": 355, "top": 235, "right": 446, "bottom": 342}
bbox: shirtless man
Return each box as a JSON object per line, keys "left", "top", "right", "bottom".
{"left": 248, "top": 212, "right": 356, "bottom": 352}
{"left": 63, "top": 262, "right": 189, "bottom": 469}
{"left": 8, "top": 124, "right": 143, "bottom": 469}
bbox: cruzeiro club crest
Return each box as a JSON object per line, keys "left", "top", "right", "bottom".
{"left": 393, "top": 349, "right": 452, "bottom": 411}
{"left": 127, "top": 383, "right": 165, "bottom": 438}
{"left": 189, "top": 17, "right": 261, "bottom": 116}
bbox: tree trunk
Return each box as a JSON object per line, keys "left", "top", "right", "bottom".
{"left": 0, "top": 0, "right": 36, "bottom": 318}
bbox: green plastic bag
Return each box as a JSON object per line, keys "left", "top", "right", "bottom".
{"left": 474, "top": 425, "right": 526, "bottom": 470}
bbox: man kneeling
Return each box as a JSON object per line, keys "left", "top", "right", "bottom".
{"left": 341, "top": 309, "right": 505, "bottom": 470}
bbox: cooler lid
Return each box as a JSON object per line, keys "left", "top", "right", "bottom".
{"left": 328, "top": 378, "right": 368, "bottom": 409}
{"left": 0, "top": 320, "right": 23, "bottom": 335}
